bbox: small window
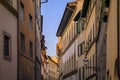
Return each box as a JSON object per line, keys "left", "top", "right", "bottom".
{"left": 29, "top": 14, "right": 33, "bottom": 30}
{"left": 20, "top": 2, "right": 24, "bottom": 21}
{"left": 76, "top": 22, "right": 80, "bottom": 33}
{"left": 3, "top": 32, "right": 11, "bottom": 61}
{"left": 82, "top": 67, "right": 85, "bottom": 79}
{"left": 79, "top": 68, "right": 81, "bottom": 79}
{"left": 105, "top": 0, "right": 110, "bottom": 7}
{"left": 79, "top": 67, "right": 85, "bottom": 80}
{"left": 20, "top": 33, "right": 25, "bottom": 52}
{"left": 78, "top": 42, "right": 85, "bottom": 56}
{"left": 80, "top": 20, "right": 84, "bottom": 31}
{"left": 29, "top": 41, "right": 33, "bottom": 58}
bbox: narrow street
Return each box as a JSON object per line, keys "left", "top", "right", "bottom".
{"left": 0, "top": 0, "right": 120, "bottom": 80}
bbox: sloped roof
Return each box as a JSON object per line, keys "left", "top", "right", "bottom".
{"left": 56, "top": 1, "right": 77, "bottom": 37}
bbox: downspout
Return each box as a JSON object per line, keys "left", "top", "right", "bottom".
{"left": 34, "top": 0, "right": 37, "bottom": 80}
{"left": 17, "top": 0, "right": 19, "bottom": 80}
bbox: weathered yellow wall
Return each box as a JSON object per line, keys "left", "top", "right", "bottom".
{"left": 106, "top": 0, "right": 118, "bottom": 80}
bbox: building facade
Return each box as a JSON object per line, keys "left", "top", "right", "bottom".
{"left": 56, "top": 1, "right": 86, "bottom": 80}
{"left": 81, "top": 0, "right": 97, "bottom": 80}
{"left": 35, "top": 0, "right": 43, "bottom": 80}
{"left": 18, "top": 0, "right": 35, "bottom": 80}
{"left": 56, "top": 1, "right": 78, "bottom": 80}
{"left": 105, "top": 0, "right": 119, "bottom": 80}
{"left": 56, "top": 37, "right": 63, "bottom": 80}
{"left": 0, "top": 0, "right": 18, "bottom": 80}
{"left": 47, "top": 56, "right": 59, "bottom": 80}
{"left": 41, "top": 35, "right": 48, "bottom": 80}
{"left": 57, "top": 0, "right": 120, "bottom": 80}
{"left": 82, "top": 0, "right": 119, "bottom": 80}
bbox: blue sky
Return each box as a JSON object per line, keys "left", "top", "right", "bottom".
{"left": 41, "top": 0, "right": 74, "bottom": 56}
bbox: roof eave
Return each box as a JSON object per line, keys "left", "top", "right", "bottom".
{"left": 81, "top": 0, "right": 90, "bottom": 18}
{"left": 56, "top": 1, "right": 77, "bottom": 37}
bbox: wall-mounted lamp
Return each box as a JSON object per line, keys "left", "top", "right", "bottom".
{"left": 83, "top": 57, "right": 89, "bottom": 65}
{"left": 83, "top": 57, "right": 99, "bottom": 71}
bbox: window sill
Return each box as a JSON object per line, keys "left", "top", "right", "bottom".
{"left": 3, "top": 55, "right": 11, "bottom": 62}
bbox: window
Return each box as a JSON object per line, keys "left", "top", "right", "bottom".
{"left": 81, "top": 67, "right": 85, "bottom": 79}
{"left": 79, "top": 68, "right": 81, "bottom": 79}
{"left": 93, "top": 23, "right": 95, "bottom": 39}
{"left": 90, "top": 59, "right": 91, "bottom": 75}
{"left": 20, "top": 33, "right": 25, "bottom": 52}
{"left": 74, "top": 53, "right": 76, "bottom": 69}
{"left": 29, "top": 41, "right": 33, "bottom": 58}
{"left": 79, "top": 67, "right": 85, "bottom": 80}
{"left": 76, "top": 20, "right": 84, "bottom": 34}
{"left": 93, "top": 55, "right": 95, "bottom": 73}
{"left": 78, "top": 42, "right": 85, "bottom": 56}
{"left": 3, "top": 32, "right": 11, "bottom": 61}
{"left": 80, "top": 20, "right": 84, "bottom": 31}
{"left": 29, "top": 14, "right": 33, "bottom": 30}
{"left": 76, "top": 22, "right": 80, "bottom": 33}
{"left": 105, "top": 0, "right": 110, "bottom": 7}
{"left": 20, "top": 2, "right": 24, "bottom": 21}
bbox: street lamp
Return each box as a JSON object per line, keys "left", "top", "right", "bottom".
{"left": 83, "top": 57, "right": 99, "bottom": 70}
{"left": 83, "top": 57, "right": 89, "bottom": 66}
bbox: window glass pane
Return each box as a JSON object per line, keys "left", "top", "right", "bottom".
{"left": 20, "top": 33, "right": 25, "bottom": 52}
{"left": 76, "top": 22, "right": 80, "bottom": 33}
{"left": 4, "top": 35, "right": 10, "bottom": 56}
{"left": 20, "top": 2, "right": 24, "bottom": 20}
{"left": 79, "top": 68, "right": 81, "bottom": 79}
{"left": 29, "top": 14, "right": 32, "bottom": 30}
{"left": 29, "top": 41, "right": 33, "bottom": 58}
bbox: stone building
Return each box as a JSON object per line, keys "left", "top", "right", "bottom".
{"left": 18, "top": 0, "right": 35, "bottom": 79}
{"left": 0, "top": 0, "right": 18, "bottom": 80}
{"left": 81, "top": 0, "right": 97, "bottom": 80}
{"left": 82, "top": 0, "right": 120, "bottom": 80}
{"left": 56, "top": 0, "right": 120, "bottom": 80}
{"left": 47, "top": 56, "right": 59, "bottom": 80}
{"left": 41, "top": 35, "right": 48, "bottom": 80}
{"left": 56, "top": 1, "right": 78, "bottom": 80}
{"left": 56, "top": 1, "right": 86, "bottom": 80}
{"left": 35, "top": 0, "right": 43, "bottom": 80}
{"left": 56, "top": 37, "right": 63, "bottom": 80}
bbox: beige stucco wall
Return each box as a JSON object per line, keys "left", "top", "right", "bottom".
{"left": 106, "top": 0, "right": 118, "bottom": 80}
{"left": 77, "top": 29, "right": 85, "bottom": 68}
{"left": 0, "top": 4, "right": 17, "bottom": 80}
{"left": 48, "top": 58, "right": 59, "bottom": 80}
{"left": 12, "top": 0, "right": 17, "bottom": 10}
{"left": 85, "top": 4, "right": 96, "bottom": 66}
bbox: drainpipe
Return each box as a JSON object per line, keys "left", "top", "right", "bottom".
{"left": 17, "top": 0, "right": 20, "bottom": 80}
{"left": 34, "top": 0, "right": 37, "bottom": 79}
